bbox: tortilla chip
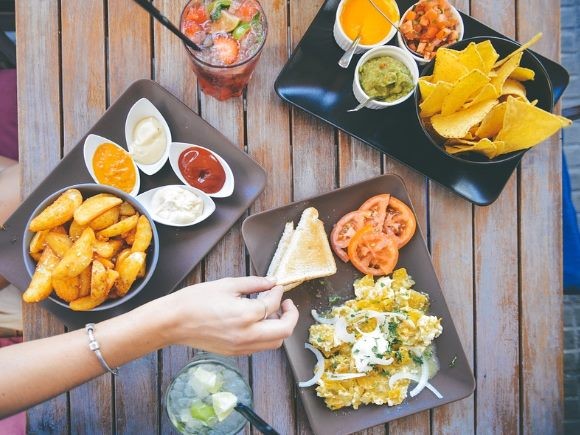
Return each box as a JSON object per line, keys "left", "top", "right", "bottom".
{"left": 494, "top": 32, "right": 542, "bottom": 69}
{"left": 445, "top": 138, "right": 506, "bottom": 159}
{"left": 475, "top": 40, "right": 500, "bottom": 73}
{"left": 501, "top": 78, "right": 527, "bottom": 98}
{"left": 475, "top": 101, "right": 507, "bottom": 138}
{"left": 433, "top": 49, "right": 469, "bottom": 84}
{"left": 495, "top": 96, "right": 572, "bottom": 151}
{"left": 432, "top": 99, "right": 498, "bottom": 139}
{"left": 510, "top": 66, "right": 535, "bottom": 81}
{"left": 458, "top": 43, "right": 485, "bottom": 71}
{"left": 418, "top": 78, "right": 437, "bottom": 100}
{"left": 420, "top": 81, "right": 453, "bottom": 117}
{"left": 491, "top": 52, "right": 523, "bottom": 93}
{"left": 463, "top": 83, "right": 500, "bottom": 109}
{"left": 441, "top": 69, "right": 490, "bottom": 115}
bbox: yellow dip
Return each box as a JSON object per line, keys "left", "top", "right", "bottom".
{"left": 92, "top": 143, "right": 136, "bottom": 193}
{"left": 129, "top": 116, "right": 167, "bottom": 165}
{"left": 339, "top": 0, "right": 400, "bottom": 45}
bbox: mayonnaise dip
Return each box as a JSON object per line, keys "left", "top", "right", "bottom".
{"left": 130, "top": 116, "right": 167, "bottom": 164}
{"left": 151, "top": 186, "right": 204, "bottom": 225}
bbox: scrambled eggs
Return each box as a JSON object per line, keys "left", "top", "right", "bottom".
{"left": 307, "top": 269, "right": 442, "bottom": 410}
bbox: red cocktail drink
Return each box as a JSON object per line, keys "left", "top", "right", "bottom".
{"left": 181, "top": 0, "right": 267, "bottom": 100}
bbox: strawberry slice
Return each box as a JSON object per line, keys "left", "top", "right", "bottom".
{"left": 185, "top": 5, "right": 208, "bottom": 24}
{"left": 212, "top": 36, "right": 239, "bottom": 65}
{"left": 234, "top": 0, "right": 259, "bottom": 22}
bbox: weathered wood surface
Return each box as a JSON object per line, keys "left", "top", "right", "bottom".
{"left": 15, "top": 0, "right": 562, "bottom": 433}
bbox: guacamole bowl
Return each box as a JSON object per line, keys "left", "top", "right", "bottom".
{"left": 352, "top": 46, "right": 419, "bottom": 110}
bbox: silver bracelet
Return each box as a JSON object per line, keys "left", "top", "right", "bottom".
{"left": 85, "top": 323, "right": 119, "bottom": 376}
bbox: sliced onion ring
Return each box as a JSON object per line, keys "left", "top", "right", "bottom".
{"left": 325, "top": 372, "right": 367, "bottom": 381}
{"left": 389, "top": 371, "right": 443, "bottom": 399}
{"left": 410, "top": 361, "right": 429, "bottom": 398}
{"left": 311, "top": 309, "right": 336, "bottom": 325}
{"left": 334, "top": 317, "right": 355, "bottom": 343}
{"left": 298, "top": 343, "right": 324, "bottom": 388}
{"left": 367, "top": 357, "right": 394, "bottom": 366}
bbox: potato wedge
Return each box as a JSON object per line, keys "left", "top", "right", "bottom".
{"left": 116, "top": 251, "right": 146, "bottom": 296}
{"left": 90, "top": 260, "right": 108, "bottom": 299}
{"left": 97, "top": 214, "right": 139, "bottom": 239}
{"left": 69, "top": 220, "right": 87, "bottom": 240}
{"left": 52, "top": 275, "right": 80, "bottom": 302}
{"left": 115, "top": 248, "right": 131, "bottom": 271}
{"left": 73, "top": 195, "right": 122, "bottom": 226}
{"left": 78, "top": 265, "right": 92, "bottom": 298}
{"left": 93, "top": 239, "right": 123, "bottom": 259}
{"left": 94, "top": 255, "right": 115, "bottom": 270}
{"left": 137, "top": 259, "right": 146, "bottom": 278}
{"left": 52, "top": 225, "right": 67, "bottom": 234}
{"left": 29, "top": 189, "right": 83, "bottom": 232}
{"left": 30, "top": 251, "right": 42, "bottom": 262}
{"left": 119, "top": 201, "right": 136, "bottom": 216}
{"left": 45, "top": 231, "right": 73, "bottom": 258}
{"left": 89, "top": 205, "right": 120, "bottom": 230}
{"left": 29, "top": 230, "right": 49, "bottom": 254}
{"left": 131, "top": 215, "right": 153, "bottom": 253}
{"left": 52, "top": 228, "right": 95, "bottom": 278}
{"left": 122, "top": 228, "right": 136, "bottom": 245}
{"left": 22, "top": 247, "right": 60, "bottom": 302}
{"left": 69, "top": 295, "right": 107, "bottom": 311}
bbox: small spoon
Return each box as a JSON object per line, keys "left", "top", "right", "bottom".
{"left": 347, "top": 96, "right": 376, "bottom": 112}
{"left": 367, "top": 0, "right": 416, "bottom": 53}
{"left": 235, "top": 403, "right": 280, "bottom": 435}
{"left": 338, "top": 34, "right": 361, "bottom": 69}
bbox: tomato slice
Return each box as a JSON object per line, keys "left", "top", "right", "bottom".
{"left": 330, "top": 210, "right": 372, "bottom": 262}
{"left": 383, "top": 197, "right": 417, "bottom": 248}
{"left": 359, "top": 194, "right": 390, "bottom": 230}
{"left": 347, "top": 225, "right": 399, "bottom": 276}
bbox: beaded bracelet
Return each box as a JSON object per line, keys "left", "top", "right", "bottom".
{"left": 85, "top": 323, "right": 119, "bottom": 376}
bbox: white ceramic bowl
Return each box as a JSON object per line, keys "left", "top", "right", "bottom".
{"left": 333, "top": 0, "right": 400, "bottom": 54}
{"left": 83, "top": 134, "right": 140, "bottom": 196}
{"left": 396, "top": 2, "right": 464, "bottom": 65}
{"left": 352, "top": 45, "right": 419, "bottom": 110}
{"left": 125, "top": 98, "right": 172, "bottom": 176}
{"left": 136, "top": 184, "right": 216, "bottom": 227}
{"left": 168, "top": 142, "right": 235, "bottom": 198}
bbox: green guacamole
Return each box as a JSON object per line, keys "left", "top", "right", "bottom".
{"left": 359, "top": 56, "right": 414, "bottom": 102}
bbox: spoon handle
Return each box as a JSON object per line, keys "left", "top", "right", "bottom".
{"left": 235, "top": 403, "right": 280, "bottom": 435}
{"left": 338, "top": 35, "right": 361, "bottom": 69}
{"left": 347, "top": 96, "right": 374, "bottom": 112}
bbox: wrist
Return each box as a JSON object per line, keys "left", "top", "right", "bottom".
{"left": 134, "top": 292, "right": 184, "bottom": 348}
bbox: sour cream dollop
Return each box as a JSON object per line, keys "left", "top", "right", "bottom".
{"left": 130, "top": 116, "right": 167, "bottom": 165}
{"left": 151, "top": 186, "right": 204, "bottom": 225}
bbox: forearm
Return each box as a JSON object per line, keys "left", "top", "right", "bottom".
{"left": 0, "top": 296, "right": 175, "bottom": 418}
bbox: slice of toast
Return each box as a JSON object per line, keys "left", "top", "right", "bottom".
{"left": 273, "top": 207, "right": 337, "bottom": 286}
{"left": 266, "top": 222, "right": 294, "bottom": 277}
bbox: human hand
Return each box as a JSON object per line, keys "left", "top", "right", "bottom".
{"left": 162, "top": 276, "right": 299, "bottom": 355}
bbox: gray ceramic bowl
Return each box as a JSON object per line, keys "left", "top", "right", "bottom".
{"left": 22, "top": 183, "right": 159, "bottom": 311}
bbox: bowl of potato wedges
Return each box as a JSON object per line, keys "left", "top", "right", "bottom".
{"left": 22, "top": 184, "right": 159, "bottom": 311}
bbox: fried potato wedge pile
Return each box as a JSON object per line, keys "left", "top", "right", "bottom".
{"left": 23, "top": 189, "right": 153, "bottom": 310}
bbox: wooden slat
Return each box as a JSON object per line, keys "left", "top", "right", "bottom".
{"left": 152, "top": 2, "right": 198, "bottom": 433}
{"left": 105, "top": 1, "right": 157, "bottom": 432}
{"left": 428, "top": 1, "right": 475, "bottom": 434}
{"left": 60, "top": 0, "right": 112, "bottom": 433}
{"left": 244, "top": 1, "right": 294, "bottom": 432}
{"left": 153, "top": 0, "right": 198, "bottom": 113}
{"left": 470, "top": 3, "right": 521, "bottom": 434}
{"left": 289, "top": 2, "right": 336, "bottom": 432}
{"left": 517, "top": 1, "right": 563, "bottom": 432}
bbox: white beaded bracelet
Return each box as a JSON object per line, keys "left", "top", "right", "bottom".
{"left": 85, "top": 323, "right": 119, "bottom": 376}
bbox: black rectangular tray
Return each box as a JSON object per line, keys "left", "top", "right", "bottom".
{"left": 274, "top": 0, "right": 569, "bottom": 205}
{"left": 0, "top": 79, "right": 266, "bottom": 329}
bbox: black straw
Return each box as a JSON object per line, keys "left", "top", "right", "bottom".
{"left": 133, "top": 0, "right": 201, "bottom": 51}
{"left": 234, "top": 403, "right": 280, "bottom": 435}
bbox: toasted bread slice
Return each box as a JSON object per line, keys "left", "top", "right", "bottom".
{"left": 274, "top": 207, "right": 337, "bottom": 286}
{"left": 282, "top": 281, "right": 303, "bottom": 292}
{"left": 266, "top": 222, "right": 294, "bottom": 277}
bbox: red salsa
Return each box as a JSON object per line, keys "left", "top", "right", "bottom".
{"left": 178, "top": 146, "right": 226, "bottom": 194}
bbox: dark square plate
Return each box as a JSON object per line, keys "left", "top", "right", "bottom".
{"left": 0, "top": 79, "right": 266, "bottom": 330}
{"left": 242, "top": 174, "right": 475, "bottom": 435}
{"left": 274, "top": 0, "right": 569, "bottom": 205}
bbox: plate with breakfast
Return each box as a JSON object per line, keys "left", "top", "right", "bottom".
{"left": 242, "top": 174, "right": 474, "bottom": 435}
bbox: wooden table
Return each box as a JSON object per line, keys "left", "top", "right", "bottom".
{"left": 16, "top": 0, "right": 563, "bottom": 433}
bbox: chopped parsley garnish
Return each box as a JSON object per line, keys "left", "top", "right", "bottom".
{"left": 394, "top": 351, "right": 403, "bottom": 362}
{"left": 328, "top": 295, "right": 342, "bottom": 305}
{"left": 449, "top": 356, "right": 458, "bottom": 368}
{"left": 411, "top": 354, "right": 423, "bottom": 365}
{"left": 388, "top": 321, "right": 398, "bottom": 335}
{"left": 424, "top": 350, "right": 433, "bottom": 360}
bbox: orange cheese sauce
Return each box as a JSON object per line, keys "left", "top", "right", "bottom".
{"left": 92, "top": 143, "right": 136, "bottom": 193}
{"left": 339, "top": 0, "right": 400, "bottom": 45}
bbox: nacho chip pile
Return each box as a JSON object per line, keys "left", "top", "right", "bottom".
{"left": 418, "top": 34, "right": 572, "bottom": 160}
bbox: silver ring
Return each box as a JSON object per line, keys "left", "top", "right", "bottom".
{"left": 260, "top": 299, "right": 268, "bottom": 321}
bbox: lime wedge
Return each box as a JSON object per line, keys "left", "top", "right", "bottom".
{"left": 190, "top": 402, "right": 217, "bottom": 426}
{"left": 210, "top": 10, "right": 240, "bottom": 33}
{"left": 189, "top": 367, "right": 223, "bottom": 397}
{"left": 211, "top": 391, "right": 238, "bottom": 422}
